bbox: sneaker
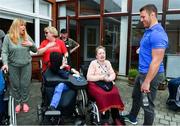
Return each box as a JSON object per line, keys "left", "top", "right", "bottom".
{"left": 123, "top": 114, "right": 137, "bottom": 125}
{"left": 23, "top": 103, "right": 29, "bottom": 113}
{"left": 15, "top": 104, "right": 21, "bottom": 113}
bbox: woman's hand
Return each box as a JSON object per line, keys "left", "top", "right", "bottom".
{"left": 1, "top": 64, "right": 8, "bottom": 72}
{"left": 104, "top": 75, "right": 111, "bottom": 82}
{"left": 99, "top": 74, "right": 106, "bottom": 81}
{"left": 21, "top": 40, "right": 33, "bottom": 47}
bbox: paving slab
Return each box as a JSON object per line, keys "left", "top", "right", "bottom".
{"left": 16, "top": 78, "right": 180, "bottom": 125}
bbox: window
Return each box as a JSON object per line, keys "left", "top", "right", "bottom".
{"left": 79, "top": 0, "right": 100, "bottom": 15}
{"left": 103, "top": 16, "right": 128, "bottom": 73}
{"left": 104, "top": 0, "right": 128, "bottom": 13}
{"left": 39, "top": 0, "right": 51, "bottom": 17}
{"left": 58, "top": 3, "right": 75, "bottom": 17}
{"left": 166, "top": 14, "right": 180, "bottom": 54}
{"left": 132, "top": 0, "right": 163, "bottom": 13}
{"left": 168, "top": 0, "right": 180, "bottom": 10}
{"left": 0, "top": 0, "right": 33, "bottom": 13}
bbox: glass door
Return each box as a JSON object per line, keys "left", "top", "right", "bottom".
{"left": 79, "top": 19, "right": 100, "bottom": 62}
{"left": 84, "top": 26, "right": 99, "bottom": 61}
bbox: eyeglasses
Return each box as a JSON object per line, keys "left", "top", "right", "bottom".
{"left": 45, "top": 32, "right": 49, "bottom": 35}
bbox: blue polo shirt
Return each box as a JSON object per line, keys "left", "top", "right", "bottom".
{"left": 139, "top": 23, "right": 168, "bottom": 74}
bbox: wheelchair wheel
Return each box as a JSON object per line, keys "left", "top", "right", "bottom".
{"left": 88, "top": 101, "right": 101, "bottom": 125}
{"left": 90, "top": 111, "right": 99, "bottom": 125}
{"left": 76, "top": 89, "right": 87, "bottom": 116}
{"left": 8, "top": 96, "right": 16, "bottom": 125}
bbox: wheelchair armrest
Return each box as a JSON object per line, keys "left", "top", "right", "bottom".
{"left": 43, "top": 68, "right": 70, "bottom": 87}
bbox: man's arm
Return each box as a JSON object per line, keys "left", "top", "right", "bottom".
{"left": 69, "top": 38, "right": 80, "bottom": 54}
{"left": 141, "top": 48, "right": 165, "bottom": 92}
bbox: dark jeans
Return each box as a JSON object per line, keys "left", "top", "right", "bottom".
{"left": 0, "top": 94, "right": 4, "bottom": 113}
{"left": 168, "top": 77, "right": 180, "bottom": 99}
{"left": 129, "top": 73, "right": 165, "bottom": 125}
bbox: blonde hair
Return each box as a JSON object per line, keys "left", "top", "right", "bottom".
{"left": 44, "top": 26, "right": 58, "bottom": 37}
{"left": 96, "top": 45, "right": 106, "bottom": 55}
{"left": 8, "top": 18, "right": 28, "bottom": 44}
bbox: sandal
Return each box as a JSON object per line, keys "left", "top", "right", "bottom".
{"left": 15, "top": 104, "right": 21, "bottom": 113}
{"left": 23, "top": 103, "right": 29, "bottom": 113}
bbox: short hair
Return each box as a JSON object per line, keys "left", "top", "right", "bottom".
{"left": 50, "top": 52, "right": 63, "bottom": 73}
{"left": 60, "top": 29, "right": 67, "bottom": 34}
{"left": 44, "top": 26, "right": 58, "bottom": 37}
{"left": 139, "top": 4, "right": 157, "bottom": 17}
{"left": 96, "top": 45, "right": 106, "bottom": 55}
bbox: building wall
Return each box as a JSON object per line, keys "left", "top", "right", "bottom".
{"left": 1, "top": 0, "right": 180, "bottom": 76}
{"left": 56, "top": 0, "right": 180, "bottom": 76}
{"left": 0, "top": 0, "right": 52, "bottom": 47}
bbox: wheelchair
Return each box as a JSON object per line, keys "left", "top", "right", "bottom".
{"left": 86, "top": 85, "right": 124, "bottom": 125}
{"left": 80, "top": 64, "right": 125, "bottom": 125}
{"left": 79, "top": 65, "right": 101, "bottom": 125}
{"left": 0, "top": 70, "right": 16, "bottom": 125}
{"left": 37, "top": 68, "right": 88, "bottom": 125}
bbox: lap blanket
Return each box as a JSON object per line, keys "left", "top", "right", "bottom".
{"left": 88, "top": 81, "right": 124, "bottom": 112}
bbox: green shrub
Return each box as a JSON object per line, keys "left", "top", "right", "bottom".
{"left": 128, "top": 69, "right": 138, "bottom": 78}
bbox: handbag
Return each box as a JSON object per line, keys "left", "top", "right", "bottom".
{"left": 95, "top": 61, "right": 113, "bottom": 91}
{"left": 95, "top": 81, "right": 113, "bottom": 91}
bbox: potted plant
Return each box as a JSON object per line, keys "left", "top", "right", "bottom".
{"left": 128, "top": 68, "right": 138, "bottom": 85}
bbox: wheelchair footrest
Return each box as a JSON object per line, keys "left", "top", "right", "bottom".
{"left": 45, "top": 110, "right": 61, "bottom": 116}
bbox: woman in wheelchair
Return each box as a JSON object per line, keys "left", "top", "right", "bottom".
{"left": 87, "top": 46, "right": 125, "bottom": 125}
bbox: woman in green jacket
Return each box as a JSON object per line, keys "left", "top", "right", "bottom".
{"left": 1, "top": 18, "right": 37, "bottom": 113}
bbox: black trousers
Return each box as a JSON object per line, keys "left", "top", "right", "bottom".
{"left": 101, "top": 108, "right": 121, "bottom": 121}
{"left": 129, "top": 73, "right": 165, "bottom": 125}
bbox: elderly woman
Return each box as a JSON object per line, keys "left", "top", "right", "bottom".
{"left": 1, "top": 18, "right": 37, "bottom": 113}
{"left": 87, "top": 46, "right": 125, "bottom": 125}
{"left": 38, "top": 26, "right": 68, "bottom": 72}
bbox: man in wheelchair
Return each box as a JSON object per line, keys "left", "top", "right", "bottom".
{"left": 38, "top": 52, "right": 87, "bottom": 125}
{"left": 48, "top": 52, "right": 80, "bottom": 111}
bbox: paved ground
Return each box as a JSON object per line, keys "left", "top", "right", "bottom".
{"left": 16, "top": 78, "right": 180, "bottom": 125}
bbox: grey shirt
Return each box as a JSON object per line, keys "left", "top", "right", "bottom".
{"left": 1, "top": 34, "right": 37, "bottom": 67}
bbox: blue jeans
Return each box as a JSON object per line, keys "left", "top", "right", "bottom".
{"left": 50, "top": 83, "right": 69, "bottom": 108}
{"left": 168, "top": 77, "right": 180, "bottom": 99}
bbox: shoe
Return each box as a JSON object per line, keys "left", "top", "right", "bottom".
{"left": 101, "top": 119, "right": 109, "bottom": 126}
{"left": 23, "top": 103, "right": 29, "bottom": 113}
{"left": 102, "top": 122, "right": 109, "bottom": 126}
{"left": 114, "top": 118, "right": 126, "bottom": 125}
{"left": 123, "top": 114, "right": 137, "bottom": 125}
{"left": 15, "top": 104, "right": 21, "bottom": 113}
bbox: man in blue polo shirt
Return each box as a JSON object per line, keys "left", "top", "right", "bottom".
{"left": 124, "top": 4, "right": 168, "bottom": 125}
